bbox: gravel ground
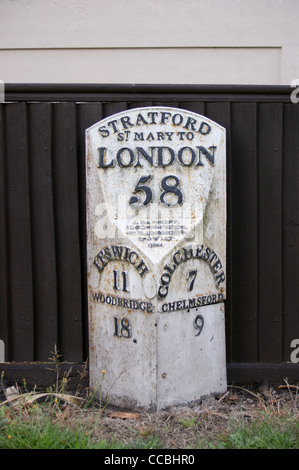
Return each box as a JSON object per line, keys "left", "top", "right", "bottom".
{"left": 68, "top": 381, "right": 299, "bottom": 448}
{"left": 1, "top": 377, "right": 298, "bottom": 449}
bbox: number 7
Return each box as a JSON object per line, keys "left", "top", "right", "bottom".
{"left": 187, "top": 269, "right": 197, "bottom": 291}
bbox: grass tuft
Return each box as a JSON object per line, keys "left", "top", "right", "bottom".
{"left": 198, "top": 412, "right": 299, "bottom": 449}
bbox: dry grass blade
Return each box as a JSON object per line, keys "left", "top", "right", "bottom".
{"left": 277, "top": 379, "right": 299, "bottom": 410}
{"left": 26, "top": 393, "right": 85, "bottom": 407}
{"left": 2, "top": 392, "right": 31, "bottom": 406}
{"left": 108, "top": 411, "right": 140, "bottom": 419}
{"left": 2, "top": 391, "right": 85, "bottom": 407}
{"left": 278, "top": 384, "right": 299, "bottom": 391}
{"left": 228, "top": 385, "right": 268, "bottom": 410}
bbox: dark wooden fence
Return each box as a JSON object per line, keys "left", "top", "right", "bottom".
{"left": 1, "top": 85, "right": 298, "bottom": 384}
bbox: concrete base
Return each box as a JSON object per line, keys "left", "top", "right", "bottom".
{"left": 89, "top": 302, "right": 227, "bottom": 411}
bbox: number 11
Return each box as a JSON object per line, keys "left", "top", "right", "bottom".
{"left": 113, "top": 270, "right": 129, "bottom": 292}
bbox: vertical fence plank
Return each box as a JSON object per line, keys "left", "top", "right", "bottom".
{"left": 282, "top": 103, "right": 299, "bottom": 362}
{"left": 205, "top": 102, "right": 232, "bottom": 362}
{"left": 257, "top": 103, "right": 283, "bottom": 362}
{"left": 0, "top": 105, "right": 9, "bottom": 360}
{"left": 153, "top": 100, "right": 178, "bottom": 108}
{"left": 103, "top": 102, "right": 128, "bottom": 119}
{"left": 52, "top": 103, "right": 83, "bottom": 362}
{"left": 77, "top": 102, "right": 103, "bottom": 360}
{"left": 128, "top": 102, "right": 153, "bottom": 110}
{"left": 28, "top": 103, "right": 58, "bottom": 361}
{"left": 5, "top": 103, "right": 34, "bottom": 360}
{"left": 230, "top": 103, "right": 258, "bottom": 362}
{"left": 179, "top": 102, "right": 205, "bottom": 116}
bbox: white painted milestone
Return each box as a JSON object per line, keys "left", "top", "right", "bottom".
{"left": 86, "top": 107, "right": 227, "bottom": 410}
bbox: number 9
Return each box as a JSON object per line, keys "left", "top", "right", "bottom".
{"left": 193, "top": 315, "right": 204, "bottom": 336}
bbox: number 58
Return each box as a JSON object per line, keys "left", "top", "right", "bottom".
{"left": 129, "top": 174, "right": 183, "bottom": 208}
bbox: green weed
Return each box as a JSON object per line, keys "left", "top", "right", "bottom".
{"left": 0, "top": 406, "right": 106, "bottom": 449}
{"left": 198, "top": 412, "right": 299, "bottom": 449}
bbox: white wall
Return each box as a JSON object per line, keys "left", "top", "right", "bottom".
{"left": 0, "top": 0, "right": 298, "bottom": 85}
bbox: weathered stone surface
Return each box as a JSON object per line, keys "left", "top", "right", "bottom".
{"left": 86, "top": 107, "right": 227, "bottom": 410}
